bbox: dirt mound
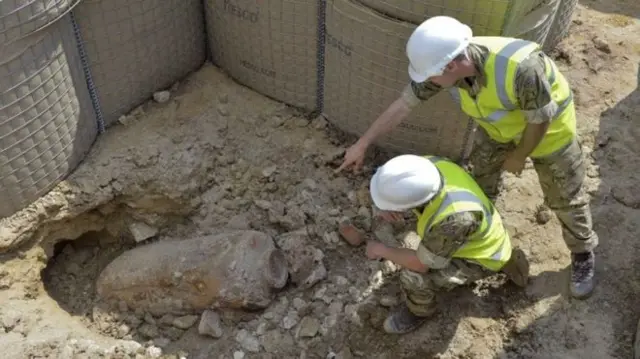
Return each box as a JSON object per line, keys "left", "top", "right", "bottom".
{"left": 0, "top": 3, "right": 639, "bottom": 358}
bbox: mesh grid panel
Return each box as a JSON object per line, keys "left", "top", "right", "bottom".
{"left": 0, "top": 0, "right": 73, "bottom": 45}
{"left": 542, "top": 0, "right": 578, "bottom": 51}
{"left": 205, "top": 0, "right": 318, "bottom": 112}
{"left": 355, "top": 0, "right": 545, "bottom": 35}
{"left": 323, "top": 0, "right": 471, "bottom": 161}
{"left": 503, "top": 0, "right": 559, "bottom": 43}
{"left": 73, "top": 0, "right": 207, "bottom": 127}
{"left": 0, "top": 15, "right": 98, "bottom": 219}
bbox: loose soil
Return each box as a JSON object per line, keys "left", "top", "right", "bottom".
{"left": 1, "top": 2, "right": 639, "bottom": 358}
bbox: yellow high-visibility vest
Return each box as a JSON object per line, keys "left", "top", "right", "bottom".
{"left": 450, "top": 37, "right": 576, "bottom": 158}
{"left": 414, "top": 156, "right": 512, "bottom": 271}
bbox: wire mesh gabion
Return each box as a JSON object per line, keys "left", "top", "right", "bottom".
{"left": 0, "top": 0, "right": 75, "bottom": 45}
{"left": 72, "top": 0, "right": 207, "bottom": 127}
{"left": 0, "top": 15, "right": 98, "bottom": 218}
{"left": 323, "top": 0, "right": 471, "bottom": 162}
{"left": 204, "top": 0, "right": 319, "bottom": 112}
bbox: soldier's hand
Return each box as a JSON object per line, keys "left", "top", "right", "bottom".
{"left": 335, "top": 141, "right": 368, "bottom": 173}
{"left": 366, "top": 240, "right": 387, "bottom": 260}
{"left": 502, "top": 151, "right": 526, "bottom": 175}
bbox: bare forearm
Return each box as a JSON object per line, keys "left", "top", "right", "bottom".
{"left": 359, "top": 98, "right": 411, "bottom": 146}
{"left": 379, "top": 246, "right": 428, "bottom": 273}
{"left": 514, "top": 122, "right": 549, "bottom": 158}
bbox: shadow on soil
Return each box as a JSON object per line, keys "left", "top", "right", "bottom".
{"left": 581, "top": 0, "right": 640, "bottom": 18}
{"left": 496, "top": 56, "right": 640, "bottom": 358}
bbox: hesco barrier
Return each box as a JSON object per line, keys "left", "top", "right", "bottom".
{"left": 0, "top": 0, "right": 75, "bottom": 45}
{"left": 323, "top": 0, "right": 472, "bottom": 161}
{"left": 73, "top": 0, "right": 207, "bottom": 127}
{"left": 355, "top": 0, "right": 546, "bottom": 35}
{"left": 543, "top": 0, "right": 578, "bottom": 52}
{"left": 502, "top": 0, "right": 560, "bottom": 43}
{"left": 204, "top": 0, "right": 318, "bottom": 112}
{"left": 0, "top": 14, "right": 98, "bottom": 218}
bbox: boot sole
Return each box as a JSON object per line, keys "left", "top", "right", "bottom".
{"left": 502, "top": 248, "right": 530, "bottom": 288}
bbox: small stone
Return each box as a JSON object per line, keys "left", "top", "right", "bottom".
{"left": 217, "top": 106, "right": 230, "bottom": 116}
{"left": 254, "top": 200, "right": 272, "bottom": 210}
{"left": 592, "top": 36, "right": 611, "bottom": 53}
{"left": 323, "top": 231, "right": 340, "bottom": 245}
{"left": 144, "top": 313, "right": 156, "bottom": 325}
{"left": 256, "top": 321, "right": 268, "bottom": 336}
{"left": 227, "top": 213, "right": 251, "bottom": 229}
{"left": 379, "top": 296, "right": 398, "bottom": 307}
{"left": 153, "top": 338, "right": 170, "bottom": 348}
{"left": 297, "top": 316, "right": 320, "bottom": 338}
{"left": 536, "top": 205, "right": 553, "bottom": 225}
{"left": 138, "top": 324, "right": 159, "bottom": 339}
{"left": 65, "top": 262, "right": 81, "bottom": 275}
{"left": 334, "top": 276, "right": 349, "bottom": 287}
{"left": 153, "top": 91, "right": 171, "bottom": 103}
{"left": 117, "top": 324, "right": 131, "bottom": 337}
{"left": 198, "top": 310, "right": 223, "bottom": 338}
{"left": 159, "top": 314, "right": 175, "bottom": 326}
{"left": 261, "top": 165, "right": 277, "bottom": 177}
{"left": 172, "top": 315, "right": 199, "bottom": 329}
{"left": 234, "top": 351, "right": 246, "bottom": 359}
{"left": 128, "top": 222, "right": 158, "bottom": 242}
{"left": 301, "top": 262, "right": 327, "bottom": 289}
{"left": 235, "top": 329, "right": 261, "bottom": 352}
{"left": 118, "top": 115, "right": 131, "bottom": 126}
{"left": 281, "top": 310, "right": 300, "bottom": 330}
{"left": 313, "top": 286, "right": 327, "bottom": 301}
{"left": 292, "top": 298, "right": 307, "bottom": 311}
{"left": 302, "top": 178, "right": 318, "bottom": 190}
{"left": 218, "top": 93, "right": 229, "bottom": 104}
{"left": 118, "top": 301, "right": 129, "bottom": 313}
{"left": 294, "top": 118, "right": 309, "bottom": 127}
{"left": 328, "top": 301, "right": 344, "bottom": 316}
{"left": 145, "top": 346, "right": 162, "bottom": 358}
{"left": 369, "top": 270, "right": 384, "bottom": 286}
{"left": 311, "top": 116, "right": 328, "bottom": 129}
{"left": 335, "top": 348, "right": 354, "bottom": 359}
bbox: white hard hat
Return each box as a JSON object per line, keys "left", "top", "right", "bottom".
{"left": 369, "top": 155, "right": 442, "bottom": 211}
{"left": 406, "top": 16, "right": 473, "bottom": 83}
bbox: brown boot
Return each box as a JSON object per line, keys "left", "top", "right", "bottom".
{"left": 501, "top": 248, "right": 530, "bottom": 287}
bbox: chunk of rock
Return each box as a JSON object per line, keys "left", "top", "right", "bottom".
{"left": 153, "top": 91, "right": 171, "bottom": 103}
{"left": 96, "top": 230, "right": 289, "bottom": 315}
{"left": 275, "top": 231, "right": 327, "bottom": 289}
{"left": 236, "top": 329, "right": 261, "bottom": 353}
{"left": 172, "top": 315, "right": 198, "bottom": 329}
{"left": 128, "top": 221, "right": 158, "bottom": 242}
{"left": 337, "top": 223, "right": 367, "bottom": 247}
{"left": 234, "top": 352, "right": 245, "bottom": 359}
{"left": 198, "top": 310, "right": 223, "bottom": 338}
{"left": 297, "top": 316, "right": 320, "bottom": 338}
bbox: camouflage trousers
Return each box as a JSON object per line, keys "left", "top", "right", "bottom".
{"left": 468, "top": 128, "right": 599, "bottom": 254}
{"left": 396, "top": 232, "right": 491, "bottom": 317}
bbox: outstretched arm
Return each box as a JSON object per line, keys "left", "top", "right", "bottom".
{"left": 512, "top": 52, "right": 558, "bottom": 159}
{"left": 367, "top": 211, "right": 481, "bottom": 272}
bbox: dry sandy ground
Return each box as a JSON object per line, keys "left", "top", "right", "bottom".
{"left": 0, "top": 1, "right": 639, "bottom": 358}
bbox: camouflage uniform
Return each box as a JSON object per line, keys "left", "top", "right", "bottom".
{"left": 397, "top": 210, "right": 489, "bottom": 317}
{"left": 400, "top": 41, "right": 598, "bottom": 299}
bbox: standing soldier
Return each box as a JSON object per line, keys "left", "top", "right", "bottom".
{"left": 336, "top": 16, "right": 598, "bottom": 299}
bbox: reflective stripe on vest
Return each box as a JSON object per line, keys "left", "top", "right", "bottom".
{"left": 414, "top": 156, "right": 512, "bottom": 271}
{"left": 449, "top": 52, "right": 574, "bottom": 124}
{"left": 450, "top": 37, "right": 576, "bottom": 158}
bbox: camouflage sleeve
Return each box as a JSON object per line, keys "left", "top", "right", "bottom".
{"left": 416, "top": 211, "right": 482, "bottom": 269}
{"left": 400, "top": 80, "right": 443, "bottom": 109}
{"left": 513, "top": 51, "right": 558, "bottom": 124}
